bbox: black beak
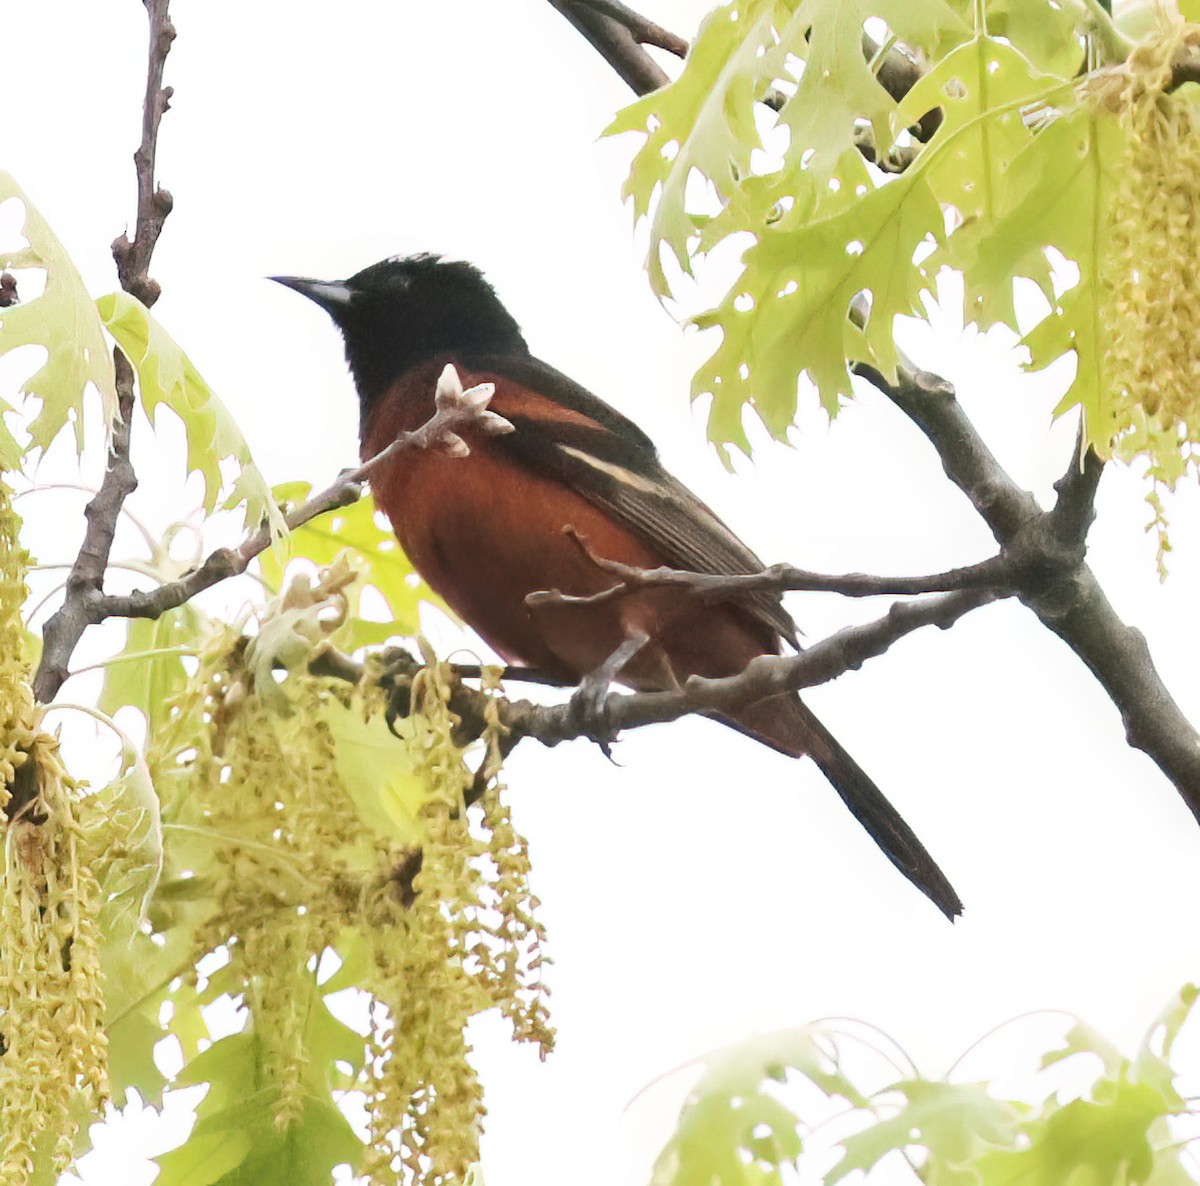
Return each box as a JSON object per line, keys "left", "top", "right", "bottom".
{"left": 269, "top": 275, "right": 353, "bottom": 314}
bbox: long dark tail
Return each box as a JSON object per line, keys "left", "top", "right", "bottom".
{"left": 725, "top": 695, "right": 963, "bottom": 920}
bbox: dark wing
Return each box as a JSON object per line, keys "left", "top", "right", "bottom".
{"left": 465, "top": 353, "right": 799, "bottom": 648}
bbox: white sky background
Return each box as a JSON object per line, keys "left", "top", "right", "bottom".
{"left": 4, "top": 0, "right": 1200, "bottom": 1183}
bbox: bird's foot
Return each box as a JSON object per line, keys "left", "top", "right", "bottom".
{"left": 567, "top": 672, "right": 619, "bottom": 757}
{"left": 567, "top": 630, "right": 648, "bottom": 757}
{"left": 374, "top": 646, "right": 423, "bottom": 737}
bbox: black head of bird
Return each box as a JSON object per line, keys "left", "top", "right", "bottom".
{"left": 271, "top": 253, "right": 528, "bottom": 408}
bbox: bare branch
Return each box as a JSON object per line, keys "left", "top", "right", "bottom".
{"left": 546, "top": 0, "right": 673, "bottom": 96}
{"left": 31, "top": 0, "right": 175, "bottom": 710}
{"left": 533, "top": 590, "right": 993, "bottom": 741}
{"left": 575, "top": 0, "right": 688, "bottom": 57}
{"left": 857, "top": 352, "right": 1200, "bottom": 821}
{"left": 100, "top": 371, "right": 512, "bottom": 622}
{"left": 1048, "top": 426, "right": 1104, "bottom": 547}
{"left": 317, "top": 590, "right": 991, "bottom": 754}
{"left": 525, "top": 525, "right": 1012, "bottom": 611}
{"left": 112, "top": 0, "right": 176, "bottom": 308}
{"left": 854, "top": 357, "right": 1043, "bottom": 542}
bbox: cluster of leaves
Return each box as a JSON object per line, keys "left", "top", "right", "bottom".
{"left": 0, "top": 174, "right": 280, "bottom": 533}
{"left": 94, "top": 552, "right": 552, "bottom": 1186}
{"left": 610, "top": 0, "right": 1200, "bottom": 540}
{"left": 0, "top": 171, "right": 553, "bottom": 1184}
{"left": 0, "top": 482, "right": 109, "bottom": 1183}
{"left": 654, "top": 984, "right": 1200, "bottom": 1185}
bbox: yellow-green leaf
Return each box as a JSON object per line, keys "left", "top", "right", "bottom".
{"left": 97, "top": 290, "right": 284, "bottom": 534}
{"left": 0, "top": 172, "right": 117, "bottom": 454}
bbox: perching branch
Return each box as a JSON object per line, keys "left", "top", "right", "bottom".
{"left": 319, "top": 589, "right": 992, "bottom": 757}
{"left": 32, "top": 0, "right": 175, "bottom": 708}
{"left": 99, "top": 368, "right": 513, "bottom": 622}
{"left": 525, "top": 525, "right": 1012, "bottom": 612}
{"left": 857, "top": 352, "right": 1200, "bottom": 822}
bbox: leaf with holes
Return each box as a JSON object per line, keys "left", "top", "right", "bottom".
{"left": 896, "top": 35, "right": 1060, "bottom": 232}
{"left": 693, "top": 169, "right": 944, "bottom": 453}
{"left": 827, "top": 1080, "right": 1027, "bottom": 1185}
{"left": 652, "top": 1028, "right": 866, "bottom": 1186}
{"left": 605, "top": 0, "right": 789, "bottom": 295}
{"left": 778, "top": 0, "right": 966, "bottom": 183}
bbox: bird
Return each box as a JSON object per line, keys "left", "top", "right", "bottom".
{"left": 271, "top": 253, "right": 962, "bottom": 919}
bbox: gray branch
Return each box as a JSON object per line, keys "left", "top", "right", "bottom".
{"left": 526, "top": 525, "right": 1011, "bottom": 612}
{"left": 32, "top": 0, "right": 176, "bottom": 709}
{"left": 856, "top": 356, "right": 1200, "bottom": 821}
{"left": 99, "top": 373, "right": 513, "bottom": 621}
{"left": 315, "top": 589, "right": 991, "bottom": 756}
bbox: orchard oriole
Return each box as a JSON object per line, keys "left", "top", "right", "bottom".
{"left": 273, "top": 254, "right": 961, "bottom": 919}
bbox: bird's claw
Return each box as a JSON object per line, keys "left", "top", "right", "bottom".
{"left": 375, "top": 647, "right": 422, "bottom": 737}
{"left": 567, "top": 672, "right": 619, "bottom": 758}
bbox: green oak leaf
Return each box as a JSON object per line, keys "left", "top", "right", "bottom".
{"left": 897, "top": 36, "right": 1060, "bottom": 231}
{"left": 974, "top": 1077, "right": 1171, "bottom": 1186}
{"left": 1133, "top": 983, "right": 1199, "bottom": 1105}
{"left": 323, "top": 697, "right": 427, "bottom": 845}
{"left": 0, "top": 172, "right": 117, "bottom": 456}
{"left": 652, "top": 1028, "right": 866, "bottom": 1186}
{"left": 1042, "top": 1020, "right": 1126, "bottom": 1078}
{"left": 974, "top": 0, "right": 1086, "bottom": 77}
{"left": 942, "top": 105, "right": 1124, "bottom": 447}
{"left": 155, "top": 979, "right": 363, "bottom": 1186}
{"left": 828, "top": 1080, "right": 1026, "bottom": 1185}
{"left": 779, "top": 0, "right": 967, "bottom": 183}
{"left": 98, "top": 602, "right": 207, "bottom": 735}
{"left": 693, "top": 170, "right": 943, "bottom": 451}
{"left": 605, "top": 0, "right": 787, "bottom": 296}
{"left": 97, "top": 290, "right": 285, "bottom": 534}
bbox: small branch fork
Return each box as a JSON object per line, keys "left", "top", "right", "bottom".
{"left": 97, "top": 366, "right": 512, "bottom": 622}
{"left": 855, "top": 358, "right": 1200, "bottom": 820}
{"left": 546, "top": 0, "right": 683, "bottom": 97}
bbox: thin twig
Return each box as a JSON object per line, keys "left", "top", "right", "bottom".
{"left": 525, "top": 524, "right": 1012, "bottom": 610}
{"left": 112, "top": 0, "right": 176, "bottom": 308}
{"left": 100, "top": 372, "right": 512, "bottom": 621}
{"left": 1048, "top": 426, "right": 1104, "bottom": 548}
